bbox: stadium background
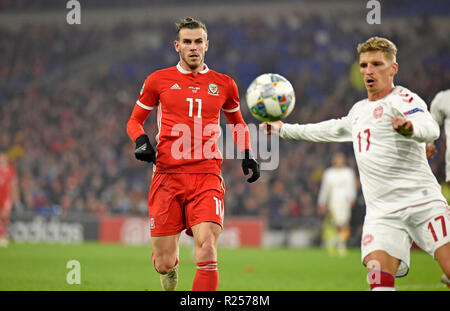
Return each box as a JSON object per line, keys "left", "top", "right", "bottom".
{"left": 0, "top": 0, "right": 449, "bottom": 291}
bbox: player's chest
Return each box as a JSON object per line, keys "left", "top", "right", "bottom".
{"left": 328, "top": 171, "right": 349, "bottom": 186}
{"left": 350, "top": 102, "right": 397, "bottom": 152}
{"left": 351, "top": 102, "right": 396, "bottom": 135}
{"left": 158, "top": 79, "right": 227, "bottom": 118}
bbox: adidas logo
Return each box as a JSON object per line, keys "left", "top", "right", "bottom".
{"left": 170, "top": 83, "right": 181, "bottom": 90}
{"left": 135, "top": 144, "right": 147, "bottom": 153}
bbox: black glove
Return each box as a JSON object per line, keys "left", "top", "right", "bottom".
{"left": 134, "top": 134, "right": 156, "bottom": 165}
{"left": 242, "top": 149, "right": 260, "bottom": 183}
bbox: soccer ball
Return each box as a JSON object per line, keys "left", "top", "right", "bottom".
{"left": 246, "top": 73, "right": 296, "bottom": 122}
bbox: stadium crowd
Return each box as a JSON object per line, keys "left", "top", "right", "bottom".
{"left": 0, "top": 3, "right": 449, "bottom": 243}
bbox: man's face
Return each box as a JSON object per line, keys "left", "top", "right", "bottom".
{"left": 174, "top": 28, "right": 208, "bottom": 71}
{"left": 332, "top": 154, "right": 345, "bottom": 168}
{"left": 359, "top": 51, "right": 398, "bottom": 95}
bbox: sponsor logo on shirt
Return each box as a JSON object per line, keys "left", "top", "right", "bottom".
{"left": 189, "top": 86, "right": 200, "bottom": 93}
{"left": 208, "top": 83, "right": 219, "bottom": 96}
{"left": 171, "top": 83, "right": 182, "bottom": 90}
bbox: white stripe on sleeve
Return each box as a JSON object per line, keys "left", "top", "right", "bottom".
{"left": 222, "top": 106, "right": 240, "bottom": 113}
{"left": 136, "top": 100, "right": 154, "bottom": 110}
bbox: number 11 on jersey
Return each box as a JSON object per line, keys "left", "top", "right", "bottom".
{"left": 187, "top": 98, "right": 202, "bottom": 117}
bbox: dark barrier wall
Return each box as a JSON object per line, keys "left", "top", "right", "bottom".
{"left": 8, "top": 211, "right": 100, "bottom": 243}
{"left": 7, "top": 211, "right": 265, "bottom": 246}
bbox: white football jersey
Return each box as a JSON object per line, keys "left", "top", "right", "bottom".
{"left": 318, "top": 167, "right": 356, "bottom": 210}
{"left": 281, "top": 86, "right": 446, "bottom": 217}
{"left": 430, "top": 89, "right": 450, "bottom": 182}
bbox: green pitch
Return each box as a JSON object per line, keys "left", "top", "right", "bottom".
{"left": 0, "top": 242, "right": 446, "bottom": 291}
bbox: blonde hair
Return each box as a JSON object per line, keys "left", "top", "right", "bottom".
{"left": 357, "top": 36, "right": 397, "bottom": 63}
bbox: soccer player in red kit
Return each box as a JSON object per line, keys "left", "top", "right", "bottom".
{"left": 0, "top": 152, "right": 19, "bottom": 247}
{"left": 126, "top": 17, "right": 260, "bottom": 291}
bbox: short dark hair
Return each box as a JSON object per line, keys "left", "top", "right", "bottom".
{"left": 176, "top": 17, "right": 207, "bottom": 40}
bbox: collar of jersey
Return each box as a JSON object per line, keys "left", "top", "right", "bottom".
{"left": 176, "top": 62, "right": 209, "bottom": 75}
{"left": 367, "top": 85, "right": 399, "bottom": 103}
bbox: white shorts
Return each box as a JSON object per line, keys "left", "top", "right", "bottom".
{"left": 361, "top": 200, "right": 450, "bottom": 277}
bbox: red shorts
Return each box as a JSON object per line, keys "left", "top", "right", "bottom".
{"left": 148, "top": 173, "right": 225, "bottom": 237}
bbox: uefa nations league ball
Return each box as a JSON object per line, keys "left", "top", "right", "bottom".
{"left": 246, "top": 73, "right": 296, "bottom": 122}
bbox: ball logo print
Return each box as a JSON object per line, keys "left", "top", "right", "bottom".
{"left": 246, "top": 73, "right": 296, "bottom": 122}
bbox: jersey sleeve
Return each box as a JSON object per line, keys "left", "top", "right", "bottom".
{"left": 430, "top": 91, "right": 446, "bottom": 126}
{"left": 391, "top": 93, "right": 440, "bottom": 143}
{"left": 136, "top": 73, "right": 160, "bottom": 111}
{"left": 280, "top": 115, "right": 353, "bottom": 143}
{"left": 222, "top": 78, "right": 240, "bottom": 113}
{"left": 126, "top": 73, "right": 159, "bottom": 142}
{"left": 222, "top": 77, "right": 251, "bottom": 151}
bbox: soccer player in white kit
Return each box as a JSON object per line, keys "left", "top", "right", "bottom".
{"left": 261, "top": 37, "right": 450, "bottom": 290}
{"left": 318, "top": 152, "right": 357, "bottom": 256}
{"left": 427, "top": 89, "right": 450, "bottom": 184}
{"left": 427, "top": 89, "right": 450, "bottom": 287}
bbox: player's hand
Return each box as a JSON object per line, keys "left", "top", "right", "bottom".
{"left": 392, "top": 116, "right": 413, "bottom": 137}
{"left": 134, "top": 134, "right": 156, "bottom": 165}
{"left": 259, "top": 121, "right": 284, "bottom": 136}
{"left": 242, "top": 149, "right": 260, "bottom": 183}
{"left": 426, "top": 142, "right": 436, "bottom": 159}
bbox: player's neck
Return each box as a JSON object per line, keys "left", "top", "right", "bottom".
{"left": 178, "top": 61, "right": 205, "bottom": 75}
{"left": 367, "top": 85, "right": 395, "bottom": 101}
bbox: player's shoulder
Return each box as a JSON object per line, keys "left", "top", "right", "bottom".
{"left": 323, "top": 167, "right": 335, "bottom": 176}
{"left": 348, "top": 98, "right": 367, "bottom": 115}
{"left": 431, "top": 89, "right": 450, "bottom": 107}
{"left": 390, "top": 86, "right": 426, "bottom": 106}
{"left": 145, "top": 66, "right": 177, "bottom": 83}
{"left": 146, "top": 66, "right": 177, "bottom": 79}
{"left": 344, "top": 166, "right": 355, "bottom": 175}
{"left": 207, "top": 68, "right": 236, "bottom": 84}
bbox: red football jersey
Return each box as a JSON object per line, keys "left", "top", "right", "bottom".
{"left": 0, "top": 164, "right": 16, "bottom": 206}
{"left": 128, "top": 63, "right": 247, "bottom": 175}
